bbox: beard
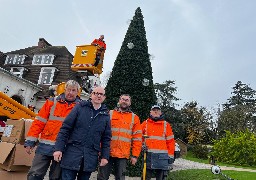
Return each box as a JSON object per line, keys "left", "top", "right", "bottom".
{"left": 119, "top": 103, "right": 130, "bottom": 111}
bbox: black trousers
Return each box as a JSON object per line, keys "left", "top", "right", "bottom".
{"left": 62, "top": 168, "right": 91, "bottom": 180}
{"left": 97, "top": 157, "right": 127, "bottom": 180}
{"left": 27, "top": 153, "right": 61, "bottom": 180}
{"left": 94, "top": 55, "right": 100, "bottom": 66}
{"left": 61, "top": 157, "right": 92, "bottom": 180}
{"left": 144, "top": 169, "right": 166, "bottom": 180}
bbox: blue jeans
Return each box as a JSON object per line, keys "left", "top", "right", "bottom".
{"left": 62, "top": 168, "right": 91, "bottom": 180}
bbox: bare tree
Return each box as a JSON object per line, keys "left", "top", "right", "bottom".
{"left": 100, "top": 71, "right": 111, "bottom": 87}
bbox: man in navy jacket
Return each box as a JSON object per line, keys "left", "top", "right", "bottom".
{"left": 53, "top": 86, "right": 111, "bottom": 180}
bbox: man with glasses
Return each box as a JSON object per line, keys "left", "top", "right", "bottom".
{"left": 25, "top": 80, "right": 81, "bottom": 180}
{"left": 97, "top": 94, "right": 142, "bottom": 180}
{"left": 53, "top": 86, "right": 111, "bottom": 180}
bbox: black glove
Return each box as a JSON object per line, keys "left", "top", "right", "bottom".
{"left": 168, "top": 157, "right": 174, "bottom": 164}
{"left": 168, "top": 157, "right": 174, "bottom": 170}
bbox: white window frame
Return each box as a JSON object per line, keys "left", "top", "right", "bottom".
{"left": 5, "top": 54, "right": 26, "bottom": 65}
{"left": 32, "top": 54, "right": 55, "bottom": 65}
{"left": 10, "top": 67, "right": 27, "bottom": 78}
{"left": 38, "top": 67, "right": 58, "bottom": 85}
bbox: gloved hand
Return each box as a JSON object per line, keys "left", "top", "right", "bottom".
{"left": 168, "top": 157, "right": 174, "bottom": 170}
{"left": 168, "top": 157, "right": 174, "bottom": 164}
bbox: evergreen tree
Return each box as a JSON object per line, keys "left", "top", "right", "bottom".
{"left": 154, "top": 80, "right": 185, "bottom": 141}
{"left": 154, "top": 80, "right": 180, "bottom": 109}
{"left": 105, "top": 7, "right": 155, "bottom": 121}
{"left": 223, "top": 81, "right": 256, "bottom": 110}
{"left": 218, "top": 81, "right": 256, "bottom": 135}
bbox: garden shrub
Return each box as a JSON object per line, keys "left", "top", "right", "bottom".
{"left": 191, "top": 144, "right": 209, "bottom": 159}
{"left": 211, "top": 129, "right": 256, "bottom": 166}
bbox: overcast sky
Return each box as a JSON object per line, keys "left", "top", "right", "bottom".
{"left": 1, "top": 0, "right": 256, "bottom": 109}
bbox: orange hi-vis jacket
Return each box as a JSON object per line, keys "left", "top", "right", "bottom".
{"left": 25, "top": 94, "right": 80, "bottom": 155}
{"left": 91, "top": 39, "right": 106, "bottom": 50}
{"left": 141, "top": 118, "right": 175, "bottom": 158}
{"left": 109, "top": 109, "right": 142, "bottom": 159}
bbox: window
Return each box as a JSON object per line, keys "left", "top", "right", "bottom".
{"left": 10, "top": 67, "right": 27, "bottom": 78}
{"left": 32, "top": 54, "right": 55, "bottom": 65}
{"left": 5, "top": 54, "right": 26, "bottom": 65}
{"left": 38, "top": 67, "right": 58, "bottom": 85}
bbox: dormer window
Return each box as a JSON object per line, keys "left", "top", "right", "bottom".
{"left": 32, "top": 54, "right": 55, "bottom": 65}
{"left": 38, "top": 67, "right": 58, "bottom": 85}
{"left": 10, "top": 67, "right": 27, "bottom": 78}
{"left": 5, "top": 54, "right": 26, "bottom": 65}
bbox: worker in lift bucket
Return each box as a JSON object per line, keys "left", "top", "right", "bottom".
{"left": 91, "top": 35, "right": 106, "bottom": 67}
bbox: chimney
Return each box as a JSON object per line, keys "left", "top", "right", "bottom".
{"left": 38, "top": 38, "right": 52, "bottom": 48}
{"left": 0, "top": 51, "right": 5, "bottom": 58}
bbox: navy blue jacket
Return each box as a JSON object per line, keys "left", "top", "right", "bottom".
{"left": 54, "top": 100, "right": 111, "bottom": 172}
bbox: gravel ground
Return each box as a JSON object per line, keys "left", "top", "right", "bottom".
{"left": 44, "top": 158, "right": 256, "bottom": 179}
{"left": 171, "top": 158, "right": 212, "bottom": 171}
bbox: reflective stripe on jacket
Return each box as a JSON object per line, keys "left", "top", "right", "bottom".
{"left": 141, "top": 118, "right": 175, "bottom": 158}
{"left": 109, "top": 109, "right": 142, "bottom": 159}
{"left": 25, "top": 94, "right": 80, "bottom": 155}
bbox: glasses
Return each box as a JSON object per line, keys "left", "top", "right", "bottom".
{"left": 92, "top": 92, "right": 105, "bottom": 96}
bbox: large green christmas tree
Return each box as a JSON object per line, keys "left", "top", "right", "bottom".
{"left": 105, "top": 7, "right": 155, "bottom": 122}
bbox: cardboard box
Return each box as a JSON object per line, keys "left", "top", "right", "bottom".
{"left": 1, "top": 119, "right": 25, "bottom": 144}
{"left": 0, "top": 126, "right": 5, "bottom": 132}
{"left": 0, "top": 168, "right": 28, "bottom": 180}
{"left": 0, "top": 142, "right": 35, "bottom": 171}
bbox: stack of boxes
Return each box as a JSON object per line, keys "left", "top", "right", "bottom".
{"left": 0, "top": 119, "right": 35, "bottom": 179}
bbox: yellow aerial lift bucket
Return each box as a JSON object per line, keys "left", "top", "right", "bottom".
{"left": 71, "top": 45, "right": 104, "bottom": 75}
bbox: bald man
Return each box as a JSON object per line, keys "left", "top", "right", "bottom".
{"left": 54, "top": 87, "right": 111, "bottom": 180}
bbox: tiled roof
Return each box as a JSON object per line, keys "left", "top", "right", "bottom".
{"left": 0, "top": 38, "right": 80, "bottom": 97}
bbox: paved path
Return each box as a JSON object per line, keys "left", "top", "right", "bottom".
{"left": 45, "top": 158, "right": 256, "bottom": 179}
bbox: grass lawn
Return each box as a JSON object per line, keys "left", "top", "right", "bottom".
{"left": 168, "top": 169, "right": 256, "bottom": 180}
{"left": 167, "top": 151, "right": 256, "bottom": 179}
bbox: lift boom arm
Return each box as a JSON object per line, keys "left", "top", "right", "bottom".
{"left": 0, "top": 91, "right": 36, "bottom": 119}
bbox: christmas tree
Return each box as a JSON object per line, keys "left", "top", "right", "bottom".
{"left": 105, "top": 7, "right": 155, "bottom": 122}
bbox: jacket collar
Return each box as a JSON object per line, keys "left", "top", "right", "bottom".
{"left": 114, "top": 107, "right": 132, "bottom": 113}
{"left": 80, "top": 100, "right": 108, "bottom": 112}
{"left": 148, "top": 114, "right": 165, "bottom": 123}
{"left": 147, "top": 118, "right": 165, "bottom": 124}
